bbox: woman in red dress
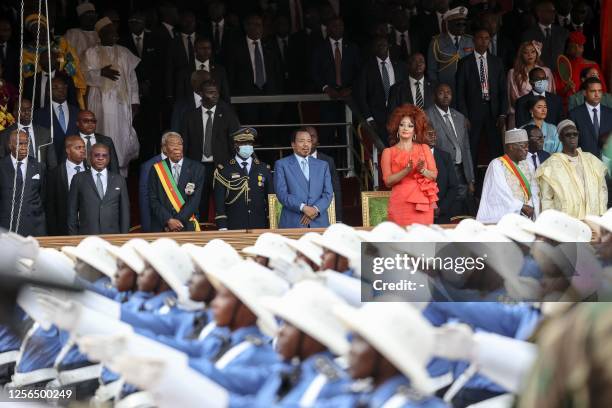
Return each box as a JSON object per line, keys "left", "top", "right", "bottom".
{"left": 381, "top": 104, "right": 438, "bottom": 226}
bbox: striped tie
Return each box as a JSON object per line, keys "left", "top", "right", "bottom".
{"left": 414, "top": 80, "right": 424, "bottom": 108}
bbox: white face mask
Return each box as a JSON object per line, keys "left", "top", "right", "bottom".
{"left": 238, "top": 145, "right": 254, "bottom": 159}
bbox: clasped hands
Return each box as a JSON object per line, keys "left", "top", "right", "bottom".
{"left": 165, "top": 218, "right": 184, "bottom": 232}
{"left": 405, "top": 159, "right": 426, "bottom": 174}
{"left": 300, "top": 205, "right": 319, "bottom": 225}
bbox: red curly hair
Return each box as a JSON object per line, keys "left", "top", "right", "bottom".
{"left": 386, "top": 104, "right": 429, "bottom": 146}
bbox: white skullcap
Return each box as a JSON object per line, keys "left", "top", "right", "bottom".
{"left": 76, "top": 3, "right": 95, "bottom": 16}
{"left": 557, "top": 119, "right": 577, "bottom": 135}
{"left": 94, "top": 17, "right": 113, "bottom": 33}
{"left": 443, "top": 6, "right": 468, "bottom": 21}
{"left": 504, "top": 128, "right": 528, "bottom": 144}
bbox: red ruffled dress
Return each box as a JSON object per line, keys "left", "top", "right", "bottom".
{"left": 381, "top": 143, "right": 439, "bottom": 226}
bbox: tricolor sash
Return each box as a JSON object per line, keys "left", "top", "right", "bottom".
{"left": 499, "top": 155, "right": 532, "bottom": 201}
{"left": 153, "top": 161, "right": 200, "bottom": 231}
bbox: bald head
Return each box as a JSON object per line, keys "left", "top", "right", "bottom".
{"left": 65, "top": 135, "right": 86, "bottom": 164}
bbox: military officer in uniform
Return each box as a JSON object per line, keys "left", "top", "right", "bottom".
{"left": 213, "top": 128, "right": 274, "bottom": 230}
{"left": 427, "top": 7, "right": 474, "bottom": 101}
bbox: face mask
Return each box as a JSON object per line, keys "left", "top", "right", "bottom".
{"left": 533, "top": 79, "right": 548, "bottom": 94}
{"left": 238, "top": 145, "right": 254, "bottom": 159}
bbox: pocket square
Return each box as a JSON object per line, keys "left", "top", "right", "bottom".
{"left": 115, "top": 187, "right": 120, "bottom": 190}
{"left": 32, "top": 174, "right": 40, "bottom": 180}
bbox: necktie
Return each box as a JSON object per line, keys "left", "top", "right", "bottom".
{"left": 444, "top": 113, "right": 461, "bottom": 163}
{"left": 253, "top": 40, "right": 265, "bottom": 89}
{"left": 74, "top": 165, "right": 81, "bottom": 173}
{"left": 23, "top": 127, "right": 35, "bottom": 159}
{"left": 85, "top": 136, "right": 92, "bottom": 158}
{"left": 13, "top": 161, "right": 23, "bottom": 230}
{"left": 135, "top": 35, "right": 143, "bottom": 57}
{"left": 454, "top": 36, "right": 460, "bottom": 51}
{"left": 414, "top": 81, "right": 424, "bottom": 108}
{"left": 173, "top": 163, "right": 181, "bottom": 181}
{"left": 545, "top": 27, "right": 551, "bottom": 40}
{"left": 211, "top": 335, "right": 233, "bottom": 362}
{"left": 334, "top": 41, "right": 342, "bottom": 86}
{"left": 532, "top": 154, "right": 538, "bottom": 169}
{"left": 15, "top": 161, "right": 23, "bottom": 186}
{"left": 57, "top": 104, "right": 67, "bottom": 133}
{"left": 204, "top": 110, "right": 213, "bottom": 157}
{"left": 479, "top": 56, "right": 489, "bottom": 99}
{"left": 593, "top": 108, "right": 600, "bottom": 137}
{"left": 380, "top": 61, "right": 391, "bottom": 102}
{"left": 241, "top": 161, "right": 249, "bottom": 175}
{"left": 200, "top": 63, "right": 206, "bottom": 71}
{"left": 213, "top": 23, "right": 221, "bottom": 50}
{"left": 301, "top": 158, "right": 309, "bottom": 181}
{"left": 187, "top": 34, "right": 195, "bottom": 65}
{"left": 96, "top": 172, "right": 104, "bottom": 199}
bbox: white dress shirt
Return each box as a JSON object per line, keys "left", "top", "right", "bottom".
{"left": 329, "top": 37, "right": 343, "bottom": 58}
{"left": 247, "top": 37, "right": 266, "bottom": 84}
{"left": 526, "top": 151, "right": 541, "bottom": 173}
{"left": 587, "top": 102, "right": 601, "bottom": 124}
{"left": 91, "top": 167, "right": 108, "bottom": 195}
{"left": 394, "top": 30, "right": 411, "bottom": 54}
{"left": 132, "top": 32, "right": 144, "bottom": 56}
{"left": 169, "top": 158, "right": 184, "bottom": 180}
{"left": 10, "top": 154, "right": 28, "bottom": 180}
{"left": 212, "top": 19, "right": 224, "bottom": 44}
{"left": 39, "top": 70, "right": 56, "bottom": 108}
{"left": 162, "top": 22, "right": 175, "bottom": 39}
{"left": 79, "top": 132, "right": 97, "bottom": 146}
{"left": 17, "top": 123, "right": 36, "bottom": 155}
{"left": 201, "top": 105, "right": 216, "bottom": 162}
{"left": 235, "top": 154, "right": 253, "bottom": 174}
{"left": 66, "top": 159, "right": 84, "bottom": 188}
{"left": 195, "top": 58, "right": 209, "bottom": 71}
{"left": 52, "top": 101, "right": 70, "bottom": 127}
{"left": 376, "top": 56, "right": 396, "bottom": 87}
{"left": 193, "top": 92, "right": 202, "bottom": 109}
{"left": 539, "top": 23, "right": 552, "bottom": 37}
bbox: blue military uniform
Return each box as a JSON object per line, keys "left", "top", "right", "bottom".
{"left": 189, "top": 325, "right": 279, "bottom": 395}
{"left": 214, "top": 128, "right": 274, "bottom": 230}
{"left": 230, "top": 350, "right": 350, "bottom": 407}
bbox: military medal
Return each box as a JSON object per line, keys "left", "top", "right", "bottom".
{"left": 258, "top": 174, "right": 263, "bottom": 187}
{"left": 185, "top": 182, "right": 195, "bottom": 196}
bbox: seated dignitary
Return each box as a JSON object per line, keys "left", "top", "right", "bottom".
{"left": 425, "top": 125, "right": 458, "bottom": 224}
{"left": 213, "top": 128, "right": 273, "bottom": 230}
{"left": 515, "top": 67, "right": 563, "bottom": 128}
{"left": 274, "top": 128, "right": 333, "bottom": 228}
{"left": 46, "top": 135, "right": 86, "bottom": 236}
{"left": 536, "top": 119, "right": 608, "bottom": 218}
{"left": 524, "top": 124, "right": 551, "bottom": 174}
{"left": 148, "top": 132, "right": 205, "bottom": 232}
{"left": 139, "top": 136, "right": 169, "bottom": 233}
{"left": 477, "top": 129, "right": 540, "bottom": 223}
{"left": 0, "top": 129, "right": 46, "bottom": 236}
{"left": 67, "top": 143, "right": 130, "bottom": 235}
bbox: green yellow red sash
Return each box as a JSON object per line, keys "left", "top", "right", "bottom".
{"left": 153, "top": 161, "right": 200, "bottom": 231}
{"left": 499, "top": 154, "right": 532, "bottom": 201}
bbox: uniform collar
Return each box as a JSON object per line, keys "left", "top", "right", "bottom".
{"left": 235, "top": 154, "right": 253, "bottom": 165}
{"left": 229, "top": 325, "right": 265, "bottom": 345}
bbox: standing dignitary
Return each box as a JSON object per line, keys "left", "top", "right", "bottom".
{"left": 477, "top": 129, "right": 540, "bottom": 223}
{"left": 181, "top": 80, "right": 240, "bottom": 220}
{"left": 0, "top": 129, "right": 46, "bottom": 236}
{"left": 46, "top": 135, "right": 86, "bottom": 236}
{"left": 213, "top": 128, "right": 273, "bottom": 230}
{"left": 569, "top": 77, "right": 612, "bottom": 157}
{"left": 521, "top": 0, "right": 568, "bottom": 73}
{"left": 387, "top": 53, "right": 435, "bottom": 115}
{"left": 425, "top": 125, "right": 458, "bottom": 224}
{"left": 426, "top": 83, "right": 476, "bottom": 217}
{"left": 83, "top": 17, "right": 140, "bottom": 177}
{"left": 75, "top": 110, "right": 119, "bottom": 174}
{"left": 427, "top": 7, "right": 474, "bottom": 99}
{"left": 0, "top": 98, "right": 57, "bottom": 170}
{"left": 67, "top": 143, "right": 130, "bottom": 235}
{"left": 148, "top": 132, "right": 205, "bottom": 233}
{"left": 64, "top": 3, "right": 100, "bottom": 62}
{"left": 356, "top": 36, "right": 405, "bottom": 141}
{"left": 456, "top": 28, "right": 508, "bottom": 163}
{"left": 274, "top": 128, "right": 333, "bottom": 228}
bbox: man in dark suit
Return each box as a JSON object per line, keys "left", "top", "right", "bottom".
{"left": 569, "top": 78, "right": 612, "bottom": 157}
{"left": 149, "top": 133, "right": 205, "bottom": 232}
{"left": 501, "top": 0, "right": 534, "bottom": 49}
{"left": 388, "top": 13, "right": 421, "bottom": 62}
{"left": 523, "top": 124, "right": 551, "bottom": 174}
{"left": 170, "top": 70, "right": 211, "bottom": 132}
{"left": 46, "top": 135, "right": 86, "bottom": 236}
{"left": 164, "top": 10, "right": 198, "bottom": 102}
{"left": 153, "top": 2, "right": 179, "bottom": 128}
{"left": 481, "top": 12, "right": 515, "bottom": 70}
{"left": 311, "top": 16, "right": 361, "bottom": 144}
{"left": 274, "top": 128, "right": 333, "bottom": 228}
{"left": 521, "top": 0, "right": 568, "bottom": 72}
{"left": 202, "top": 1, "right": 236, "bottom": 64}
{"left": 0, "top": 130, "right": 46, "bottom": 236}
{"left": 456, "top": 28, "right": 508, "bottom": 163}
{"left": 23, "top": 53, "right": 78, "bottom": 110}
{"left": 571, "top": 1, "right": 598, "bottom": 61}
{"left": 387, "top": 53, "right": 434, "bottom": 114}
{"left": 32, "top": 76, "right": 79, "bottom": 160}
{"left": 287, "top": 6, "right": 325, "bottom": 93}
{"left": 75, "top": 110, "right": 119, "bottom": 174}
{"left": 0, "top": 98, "right": 57, "bottom": 170}
{"left": 120, "top": 10, "right": 163, "bottom": 160}
{"left": 413, "top": 0, "right": 448, "bottom": 54}
{"left": 67, "top": 143, "right": 129, "bottom": 235}
{"left": 271, "top": 15, "right": 292, "bottom": 91}
{"left": 181, "top": 80, "right": 240, "bottom": 220}
{"left": 425, "top": 125, "right": 458, "bottom": 224}
{"left": 214, "top": 128, "right": 274, "bottom": 230}
{"left": 515, "top": 67, "right": 563, "bottom": 127}
{"left": 356, "top": 37, "right": 405, "bottom": 143}
{"left": 306, "top": 126, "right": 343, "bottom": 222}
{"left": 0, "top": 18, "right": 20, "bottom": 86}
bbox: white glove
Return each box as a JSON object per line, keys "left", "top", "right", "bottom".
{"left": 2, "top": 232, "right": 40, "bottom": 261}
{"left": 269, "top": 257, "right": 317, "bottom": 284}
{"left": 433, "top": 323, "right": 476, "bottom": 361}
{"left": 37, "top": 294, "right": 81, "bottom": 332}
{"left": 17, "top": 286, "right": 52, "bottom": 330}
{"left": 68, "top": 291, "right": 121, "bottom": 319}
{"left": 76, "top": 334, "right": 129, "bottom": 364}
{"left": 320, "top": 270, "right": 362, "bottom": 307}
{"left": 111, "top": 355, "right": 167, "bottom": 390}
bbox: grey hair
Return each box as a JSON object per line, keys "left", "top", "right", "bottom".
{"left": 161, "top": 131, "right": 183, "bottom": 146}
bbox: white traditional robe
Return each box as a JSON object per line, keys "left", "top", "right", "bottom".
{"left": 84, "top": 45, "right": 140, "bottom": 176}
{"left": 477, "top": 157, "right": 540, "bottom": 224}
{"left": 64, "top": 28, "right": 100, "bottom": 61}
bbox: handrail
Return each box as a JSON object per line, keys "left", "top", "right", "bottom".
{"left": 230, "top": 94, "right": 333, "bottom": 103}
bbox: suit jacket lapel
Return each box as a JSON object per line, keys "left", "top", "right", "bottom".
{"left": 60, "top": 162, "right": 69, "bottom": 193}
{"left": 85, "top": 171, "right": 102, "bottom": 200}
{"left": 290, "top": 155, "right": 309, "bottom": 191}
{"left": 177, "top": 160, "right": 189, "bottom": 192}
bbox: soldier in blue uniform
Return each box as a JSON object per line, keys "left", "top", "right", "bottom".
{"left": 214, "top": 128, "right": 274, "bottom": 230}
{"left": 426, "top": 7, "right": 474, "bottom": 99}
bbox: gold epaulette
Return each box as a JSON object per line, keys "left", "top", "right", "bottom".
{"left": 213, "top": 168, "right": 250, "bottom": 205}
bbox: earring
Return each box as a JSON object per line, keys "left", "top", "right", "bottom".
{"left": 412, "top": 134, "right": 416, "bottom": 141}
